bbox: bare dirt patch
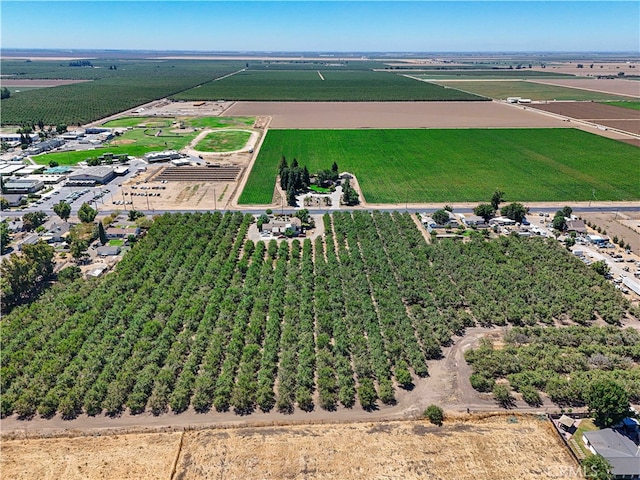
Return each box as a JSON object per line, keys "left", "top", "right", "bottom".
{"left": 580, "top": 211, "right": 640, "bottom": 253}
{"left": 1, "top": 431, "right": 181, "bottom": 480}
{"left": 224, "top": 101, "right": 570, "bottom": 129}
{"left": 526, "top": 101, "right": 640, "bottom": 136}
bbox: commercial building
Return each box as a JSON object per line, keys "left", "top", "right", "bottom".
{"left": 144, "top": 150, "right": 182, "bottom": 163}
{"left": 3, "top": 178, "right": 45, "bottom": 194}
{"left": 67, "top": 166, "right": 115, "bottom": 185}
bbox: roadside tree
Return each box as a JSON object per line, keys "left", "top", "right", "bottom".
{"left": 77, "top": 203, "right": 97, "bottom": 223}
{"left": 53, "top": 201, "right": 71, "bottom": 221}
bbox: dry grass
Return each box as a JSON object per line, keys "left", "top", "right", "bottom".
{"left": 1, "top": 415, "right": 579, "bottom": 480}
{"left": 1, "top": 432, "right": 181, "bottom": 480}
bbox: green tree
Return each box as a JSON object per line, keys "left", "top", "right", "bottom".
{"left": 48, "top": 160, "right": 59, "bottom": 168}
{"left": 581, "top": 454, "right": 613, "bottom": 480}
{"left": 341, "top": 178, "right": 359, "bottom": 206}
{"left": 331, "top": 161, "right": 339, "bottom": 174}
{"left": 493, "top": 384, "right": 514, "bottom": 408}
{"left": 128, "top": 210, "right": 144, "bottom": 221}
{"left": 424, "top": 405, "right": 444, "bottom": 426}
{"left": 500, "top": 202, "right": 527, "bottom": 223}
{"left": 77, "top": 202, "right": 97, "bottom": 223}
{"left": 286, "top": 186, "right": 297, "bottom": 207}
{"left": 585, "top": 379, "right": 630, "bottom": 427}
{"left": 98, "top": 221, "right": 107, "bottom": 245}
{"left": 432, "top": 209, "right": 450, "bottom": 226}
{"left": 58, "top": 265, "right": 82, "bottom": 282}
{"left": 0, "top": 87, "right": 10, "bottom": 100}
{"left": 357, "top": 378, "right": 377, "bottom": 410}
{"left": 562, "top": 206, "right": 573, "bottom": 218}
{"left": 0, "top": 197, "right": 9, "bottom": 211}
{"left": 591, "top": 260, "right": 610, "bottom": 277}
{"left": 70, "top": 240, "right": 89, "bottom": 263}
{"left": 56, "top": 124, "right": 68, "bottom": 134}
{"left": 0, "top": 221, "right": 9, "bottom": 254}
{"left": 22, "top": 211, "right": 48, "bottom": 231}
{"left": 491, "top": 189, "right": 505, "bottom": 210}
{"left": 473, "top": 203, "right": 495, "bottom": 222}
{"left": 552, "top": 211, "right": 567, "bottom": 231}
{"left": 53, "top": 201, "right": 71, "bottom": 221}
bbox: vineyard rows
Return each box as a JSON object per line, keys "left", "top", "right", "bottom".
{"left": 0, "top": 211, "right": 632, "bottom": 418}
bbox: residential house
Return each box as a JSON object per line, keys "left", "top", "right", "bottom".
{"left": 262, "top": 217, "right": 302, "bottom": 235}
{"left": 583, "top": 429, "right": 640, "bottom": 479}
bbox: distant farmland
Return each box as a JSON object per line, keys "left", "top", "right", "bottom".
{"left": 431, "top": 80, "right": 635, "bottom": 101}
{"left": 239, "top": 128, "right": 640, "bottom": 204}
{"left": 172, "top": 70, "right": 487, "bottom": 102}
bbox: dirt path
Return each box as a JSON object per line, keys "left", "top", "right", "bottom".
{"left": 317, "top": 71, "right": 325, "bottom": 81}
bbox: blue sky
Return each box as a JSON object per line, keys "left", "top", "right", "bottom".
{"left": 2, "top": 1, "right": 639, "bottom": 52}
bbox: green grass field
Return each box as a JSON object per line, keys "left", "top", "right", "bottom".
{"left": 194, "top": 130, "right": 251, "bottom": 152}
{"left": 433, "top": 80, "right": 634, "bottom": 101}
{"left": 600, "top": 101, "right": 640, "bottom": 111}
{"left": 172, "top": 70, "right": 487, "bottom": 102}
{"left": 238, "top": 129, "right": 639, "bottom": 204}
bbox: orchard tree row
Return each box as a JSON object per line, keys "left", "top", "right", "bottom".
{"left": 1, "top": 211, "right": 634, "bottom": 419}
{"left": 465, "top": 325, "right": 640, "bottom": 409}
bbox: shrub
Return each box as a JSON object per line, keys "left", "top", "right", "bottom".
{"left": 425, "top": 405, "right": 444, "bottom": 426}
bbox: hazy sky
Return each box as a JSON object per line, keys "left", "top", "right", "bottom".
{"left": 2, "top": 1, "right": 639, "bottom": 52}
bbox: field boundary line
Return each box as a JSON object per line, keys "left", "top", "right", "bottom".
{"left": 527, "top": 79, "right": 640, "bottom": 99}
{"left": 169, "top": 430, "right": 185, "bottom": 480}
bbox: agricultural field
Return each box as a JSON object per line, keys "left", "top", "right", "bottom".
{"left": 431, "top": 80, "right": 635, "bottom": 101}
{"left": 465, "top": 326, "right": 640, "bottom": 405}
{"left": 194, "top": 130, "right": 252, "bottom": 152}
{"left": 172, "top": 70, "right": 488, "bottom": 102}
{"left": 238, "top": 129, "right": 640, "bottom": 204}
{"left": 0, "top": 415, "right": 579, "bottom": 480}
{"left": 603, "top": 101, "right": 640, "bottom": 110}
{"left": 0, "top": 59, "right": 244, "bottom": 126}
{"left": 406, "top": 70, "right": 575, "bottom": 80}
{"left": 0, "top": 211, "right": 632, "bottom": 419}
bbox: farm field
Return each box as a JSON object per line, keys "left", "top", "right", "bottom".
{"left": 0, "top": 59, "right": 244, "bottom": 126}
{"left": 432, "top": 80, "right": 634, "bottom": 101}
{"left": 225, "top": 101, "right": 570, "bottom": 129}
{"left": 405, "top": 70, "right": 575, "bottom": 80}
{"left": 172, "top": 70, "right": 488, "bottom": 102}
{"left": 526, "top": 78, "right": 640, "bottom": 97}
{"left": 603, "top": 101, "right": 640, "bottom": 110}
{"left": 526, "top": 102, "right": 640, "bottom": 136}
{"left": 0, "top": 415, "right": 579, "bottom": 480}
{"left": 238, "top": 129, "right": 640, "bottom": 204}
{"left": 0, "top": 212, "right": 632, "bottom": 420}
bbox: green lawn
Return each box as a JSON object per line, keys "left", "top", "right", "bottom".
{"left": 570, "top": 418, "right": 599, "bottom": 458}
{"left": 186, "top": 117, "right": 255, "bottom": 128}
{"left": 108, "top": 239, "right": 124, "bottom": 247}
{"left": 433, "top": 80, "right": 634, "bottom": 101}
{"left": 172, "top": 70, "right": 487, "bottom": 102}
{"left": 194, "top": 130, "right": 251, "bottom": 152}
{"left": 238, "top": 129, "right": 639, "bottom": 204}
{"left": 600, "top": 101, "right": 640, "bottom": 111}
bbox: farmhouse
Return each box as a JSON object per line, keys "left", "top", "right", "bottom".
{"left": 462, "top": 215, "right": 488, "bottom": 228}
{"left": 566, "top": 219, "right": 587, "bottom": 234}
{"left": 583, "top": 429, "right": 640, "bottom": 479}
{"left": 3, "top": 178, "right": 44, "bottom": 194}
{"left": 262, "top": 217, "right": 302, "bottom": 235}
{"left": 106, "top": 226, "right": 140, "bottom": 239}
{"left": 68, "top": 166, "right": 115, "bottom": 185}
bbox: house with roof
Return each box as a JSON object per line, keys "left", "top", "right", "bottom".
{"left": 566, "top": 219, "right": 587, "bottom": 235}
{"left": 583, "top": 429, "right": 640, "bottom": 479}
{"left": 97, "top": 245, "right": 121, "bottom": 257}
{"left": 46, "top": 222, "right": 71, "bottom": 243}
{"left": 262, "top": 217, "right": 302, "bottom": 235}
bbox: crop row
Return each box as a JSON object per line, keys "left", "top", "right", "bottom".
{"left": 1, "top": 60, "right": 243, "bottom": 126}
{"left": 0, "top": 211, "right": 632, "bottom": 418}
